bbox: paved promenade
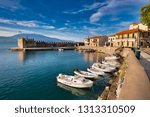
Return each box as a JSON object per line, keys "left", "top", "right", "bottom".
{"left": 118, "top": 50, "right": 150, "bottom": 100}
{"left": 140, "top": 51, "right": 150, "bottom": 80}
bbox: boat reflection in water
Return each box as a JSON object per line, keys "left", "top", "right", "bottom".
{"left": 57, "top": 82, "right": 97, "bottom": 98}
{"left": 57, "top": 78, "right": 108, "bottom": 99}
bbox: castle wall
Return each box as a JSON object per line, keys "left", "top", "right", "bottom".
{"left": 17, "top": 38, "right": 83, "bottom": 48}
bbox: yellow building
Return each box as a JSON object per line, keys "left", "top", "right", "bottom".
{"left": 84, "top": 36, "right": 108, "bottom": 47}
{"left": 113, "top": 23, "right": 150, "bottom": 48}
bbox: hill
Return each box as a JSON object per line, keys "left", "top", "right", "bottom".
{"left": 0, "top": 33, "right": 74, "bottom": 43}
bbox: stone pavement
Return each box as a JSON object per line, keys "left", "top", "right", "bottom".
{"left": 118, "top": 50, "right": 150, "bottom": 100}
{"left": 140, "top": 51, "right": 150, "bottom": 80}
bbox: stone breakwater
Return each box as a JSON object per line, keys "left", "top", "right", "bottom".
{"left": 98, "top": 48, "right": 150, "bottom": 100}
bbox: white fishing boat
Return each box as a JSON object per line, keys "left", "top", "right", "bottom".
{"left": 92, "top": 63, "right": 115, "bottom": 73}
{"left": 57, "top": 74, "right": 93, "bottom": 88}
{"left": 87, "top": 67, "right": 105, "bottom": 76}
{"left": 93, "top": 63, "right": 116, "bottom": 69}
{"left": 105, "top": 56, "right": 119, "bottom": 61}
{"left": 74, "top": 69, "right": 98, "bottom": 79}
{"left": 102, "top": 60, "right": 121, "bottom": 68}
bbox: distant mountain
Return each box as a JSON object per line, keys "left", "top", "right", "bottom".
{"left": 0, "top": 33, "right": 74, "bottom": 43}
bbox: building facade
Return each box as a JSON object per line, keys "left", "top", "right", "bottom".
{"left": 129, "top": 23, "right": 149, "bottom": 31}
{"left": 84, "top": 36, "right": 108, "bottom": 47}
{"left": 108, "top": 35, "right": 116, "bottom": 47}
{"left": 113, "top": 23, "right": 150, "bottom": 48}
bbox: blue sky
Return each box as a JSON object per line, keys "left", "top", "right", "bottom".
{"left": 0, "top": 0, "right": 149, "bottom": 41}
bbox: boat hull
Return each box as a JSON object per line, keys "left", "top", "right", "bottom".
{"left": 74, "top": 71, "right": 98, "bottom": 79}
{"left": 57, "top": 78, "right": 93, "bottom": 88}
{"left": 87, "top": 68, "right": 105, "bottom": 76}
{"left": 92, "top": 65, "right": 115, "bottom": 73}
{"left": 56, "top": 74, "right": 93, "bottom": 88}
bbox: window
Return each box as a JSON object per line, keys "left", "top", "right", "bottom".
{"left": 143, "top": 33, "right": 144, "bottom": 38}
{"left": 127, "top": 41, "right": 129, "bottom": 47}
{"left": 127, "top": 34, "right": 129, "bottom": 38}
{"left": 132, "top": 42, "right": 134, "bottom": 47}
{"left": 140, "top": 42, "right": 143, "bottom": 46}
{"left": 132, "top": 33, "right": 135, "bottom": 38}
{"left": 122, "top": 42, "right": 124, "bottom": 46}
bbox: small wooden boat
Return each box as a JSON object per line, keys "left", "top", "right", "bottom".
{"left": 87, "top": 67, "right": 105, "bottom": 76}
{"left": 74, "top": 69, "right": 98, "bottom": 79}
{"left": 57, "top": 74, "right": 93, "bottom": 88}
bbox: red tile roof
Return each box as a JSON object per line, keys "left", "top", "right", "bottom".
{"left": 131, "top": 23, "right": 138, "bottom": 26}
{"left": 109, "top": 34, "right": 115, "bottom": 37}
{"left": 116, "top": 28, "right": 147, "bottom": 35}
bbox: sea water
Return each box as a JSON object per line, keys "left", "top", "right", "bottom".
{"left": 0, "top": 40, "right": 110, "bottom": 100}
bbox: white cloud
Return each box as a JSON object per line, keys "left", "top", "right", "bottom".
{"left": 16, "top": 21, "right": 39, "bottom": 27}
{"left": 0, "top": 18, "right": 39, "bottom": 27}
{"left": 0, "top": 18, "right": 55, "bottom": 29}
{"left": 57, "top": 27, "right": 67, "bottom": 31}
{"left": 0, "top": 30, "right": 18, "bottom": 37}
{"left": 90, "top": 12, "right": 103, "bottom": 23}
{"left": 118, "top": 21, "right": 133, "bottom": 27}
{"left": 63, "top": 2, "right": 105, "bottom": 14}
{"left": 0, "top": 18, "right": 13, "bottom": 24}
{"left": 0, "top": 26, "right": 35, "bottom": 36}
{"left": 42, "top": 25, "right": 55, "bottom": 29}
{"left": 89, "top": 0, "right": 148, "bottom": 23}
{"left": 0, "top": 0, "right": 24, "bottom": 11}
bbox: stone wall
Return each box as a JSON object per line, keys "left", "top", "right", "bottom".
{"left": 77, "top": 46, "right": 118, "bottom": 55}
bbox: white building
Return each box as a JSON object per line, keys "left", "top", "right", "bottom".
{"left": 108, "top": 35, "right": 116, "bottom": 47}
{"left": 129, "top": 23, "right": 149, "bottom": 31}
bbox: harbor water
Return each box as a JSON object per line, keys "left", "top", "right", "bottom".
{"left": 0, "top": 41, "right": 111, "bottom": 100}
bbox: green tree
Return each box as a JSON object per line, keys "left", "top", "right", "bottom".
{"left": 140, "top": 4, "right": 150, "bottom": 28}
